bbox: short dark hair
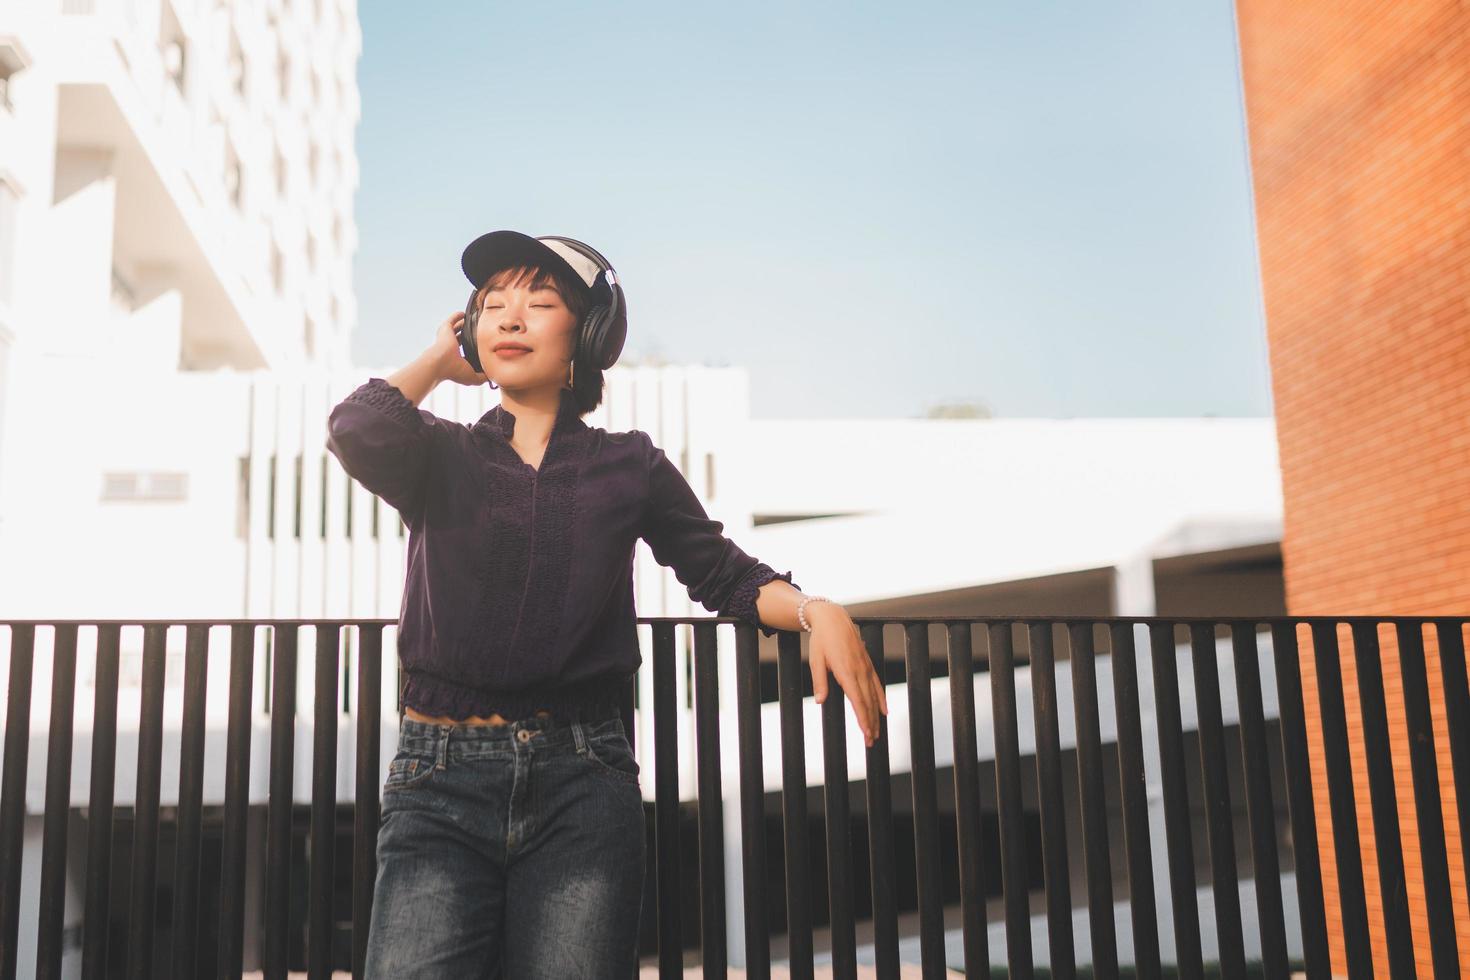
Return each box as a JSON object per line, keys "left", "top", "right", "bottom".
{"left": 474, "top": 263, "right": 605, "bottom": 416}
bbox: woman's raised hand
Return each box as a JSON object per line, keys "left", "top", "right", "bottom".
{"left": 434, "top": 311, "right": 490, "bottom": 387}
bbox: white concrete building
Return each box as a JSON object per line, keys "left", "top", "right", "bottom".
{"left": 0, "top": 1, "right": 360, "bottom": 974}
{"left": 0, "top": 0, "right": 364, "bottom": 731}
{"left": 0, "top": 0, "right": 361, "bottom": 390}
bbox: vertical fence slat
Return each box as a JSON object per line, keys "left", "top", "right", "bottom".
{"left": 903, "top": 622, "right": 945, "bottom": 974}
{"left": 1395, "top": 621, "right": 1460, "bottom": 974}
{"left": 819, "top": 633, "right": 856, "bottom": 979}
{"left": 82, "top": 625, "right": 121, "bottom": 980}
{"left": 1435, "top": 621, "right": 1470, "bottom": 909}
{"left": 0, "top": 623, "right": 36, "bottom": 980}
{"left": 127, "top": 623, "right": 167, "bottom": 980}
{"left": 36, "top": 624, "right": 77, "bottom": 980}
{"left": 310, "top": 624, "right": 340, "bottom": 980}
{"left": 734, "top": 623, "right": 771, "bottom": 980}
{"left": 947, "top": 622, "right": 990, "bottom": 976}
{"left": 1190, "top": 622, "right": 1244, "bottom": 977}
{"left": 1231, "top": 623, "right": 1287, "bottom": 975}
{"left": 652, "top": 622, "right": 683, "bottom": 978}
{"left": 353, "top": 624, "right": 384, "bottom": 979}
{"left": 776, "top": 629, "right": 813, "bottom": 979}
{"left": 1348, "top": 620, "right": 1414, "bottom": 978}
{"left": 861, "top": 622, "right": 900, "bottom": 980}
{"left": 170, "top": 624, "right": 210, "bottom": 980}
{"left": 693, "top": 621, "right": 727, "bottom": 978}
{"left": 267, "top": 624, "right": 299, "bottom": 978}
{"left": 1149, "top": 622, "right": 1202, "bottom": 978}
{"left": 1071, "top": 621, "right": 1117, "bottom": 979}
{"left": 990, "top": 621, "right": 1033, "bottom": 974}
{"left": 1310, "top": 621, "right": 1373, "bottom": 978}
{"left": 1109, "top": 622, "right": 1161, "bottom": 978}
{"left": 1030, "top": 622, "right": 1074, "bottom": 978}
{"left": 1269, "top": 621, "right": 1330, "bottom": 977}
{"left": 217, "top": 622, "right": 255, "bottom": 980}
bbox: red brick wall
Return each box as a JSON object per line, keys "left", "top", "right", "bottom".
{"left": 1232, "top": 0, "right": 1470, "bottom": 974}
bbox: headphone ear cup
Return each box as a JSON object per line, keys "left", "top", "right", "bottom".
{"left": 591, "top": 311, "right": 626, "bottom": 371}
{"left": 461, "top": 289, "right": 484, "bottom": 373}
{"left": 580, "top": 272, "right": 628, "bottom": 371}
{"left": 579, "top": 306, "right": 604, "bottom": 368}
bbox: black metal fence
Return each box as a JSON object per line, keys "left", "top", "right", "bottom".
{"left": 1, "top": 616, "right": 1466, "bottom": 978}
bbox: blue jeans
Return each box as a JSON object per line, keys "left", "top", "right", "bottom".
{"left": 363, "top": 711, "right": 646, "bottom": 978}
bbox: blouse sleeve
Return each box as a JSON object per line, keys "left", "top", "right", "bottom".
{"left": 637, "top": 432, "right": 800, "bottom": 637}
{"left": 325, "top": 377, "right": 445, "bottom": 521}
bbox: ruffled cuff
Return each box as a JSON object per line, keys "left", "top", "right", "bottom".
{"left": 344, "top": 377, "right": 424, "bottom": 430}
{"left": 721, "top": 564, "right": 800, "bottom": 637}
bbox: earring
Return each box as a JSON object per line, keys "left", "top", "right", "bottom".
{"left": 567, "top": 359, "right": 576, "bottom": 390}
{"left": 489, "top": 379, "right": 499, "bottom": 390}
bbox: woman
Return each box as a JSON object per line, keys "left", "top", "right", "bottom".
{"left": 327, "top": 230, "right": 887, "bottom": 978}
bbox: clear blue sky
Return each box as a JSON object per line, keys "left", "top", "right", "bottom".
{"left": 352, "top": 0, "right": 1273, "bottom": 420}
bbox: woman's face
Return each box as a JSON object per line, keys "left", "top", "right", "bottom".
{"left": 476, "top": 272, "right": 578, "bottom": 393}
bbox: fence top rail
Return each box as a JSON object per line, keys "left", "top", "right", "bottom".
{"left": 1, "top": 614, "right": 1466, "bottom": 628}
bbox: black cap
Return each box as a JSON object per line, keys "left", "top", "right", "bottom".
{"left": 461, "top": 230, "right": 604, "bottom": 298}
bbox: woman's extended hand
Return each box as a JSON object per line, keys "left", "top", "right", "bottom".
{"left": 434, "top": 311, "right": 490, "bottom": 387}
{"left": 807, "top": 604, "right": 888, "bottom": 747}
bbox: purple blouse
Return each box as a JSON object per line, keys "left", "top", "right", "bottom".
{"left": 324, "top": 377, "right": 798, "bottom": 720}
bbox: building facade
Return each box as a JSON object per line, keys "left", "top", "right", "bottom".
{"left": 0, "top": 0, "right": 361, "bottom": 386}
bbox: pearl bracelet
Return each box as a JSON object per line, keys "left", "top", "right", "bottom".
{"left": 796, "top": 594, "right": 834, "bottom": 632}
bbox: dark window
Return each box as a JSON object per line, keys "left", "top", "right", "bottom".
{"left": 292, "top": 453, "right": 303, "bottom": 539}
{"left": 237, "top": 456, "right": 251, "bottom": 539}
{"left": 319, "top": 455, "right": 328, "bottom": 539}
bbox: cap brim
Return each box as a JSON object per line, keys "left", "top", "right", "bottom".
{"left": 461, "top": 230, "right": 595, "bottom": 294}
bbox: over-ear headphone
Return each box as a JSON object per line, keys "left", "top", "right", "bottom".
{"left": 457, "top": 233, "right": 628, "bottom": 378}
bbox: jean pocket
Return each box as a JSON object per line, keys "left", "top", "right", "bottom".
{"left": 383, "top": 754, "right": 437, "bottom": 793}
{"left": 582, "top": 731, "right": 640, "bottom": 785}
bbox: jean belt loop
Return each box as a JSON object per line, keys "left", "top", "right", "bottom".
{"left": 571, "top": 719, "right": 588, "bottom": 756}
{"left": 435, "top": 724, "right": 451, "bottom": 771}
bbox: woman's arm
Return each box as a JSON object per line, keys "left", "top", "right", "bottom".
{"left": 638, "top": 432, "right": 887, "bottom": 744}
{"left": 637, "top": 434, "right": 795, "bottom": 632}
{"left": 325, "top": 313, "right": 468, "bottom": 519}
{"left": 383, "top": 345, "right": 448, "bottom": 408}
{"left": 753, "top": 575, "right": 842, "bottom": 634}
{"left": 753, "top": 577, "right": 888, "bottom": 746}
